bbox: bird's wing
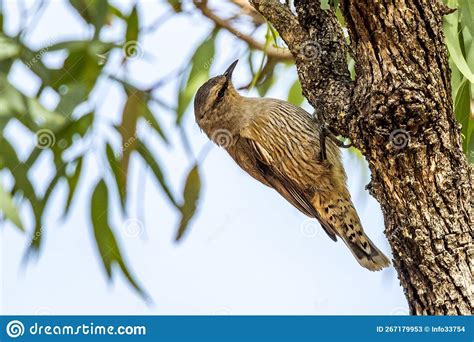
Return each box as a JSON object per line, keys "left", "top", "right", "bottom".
{"left": 238, "top": 136, "right": 337, "bottom": 241}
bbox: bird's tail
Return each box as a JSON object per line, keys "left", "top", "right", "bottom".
{"left": 340, "top": 229, "right": 391, "bottom": 271}
{"left": 313, "top": 192, "right": 391, "bottom": 271}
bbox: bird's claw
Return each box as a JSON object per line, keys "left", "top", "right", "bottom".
{"left": 319, "top": 124, "right": 353, "bottom": 162}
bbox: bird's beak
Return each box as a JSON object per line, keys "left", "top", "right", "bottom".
{"left": 223, "top": 59, "right": 238, "bottom": 81}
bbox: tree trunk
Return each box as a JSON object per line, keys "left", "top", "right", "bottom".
{"left": 251, "top": 0, "right": 473, "bottom": 314}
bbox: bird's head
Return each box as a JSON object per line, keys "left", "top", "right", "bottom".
{"left": 194, "top": 60, "right": 239, "bottom": 127}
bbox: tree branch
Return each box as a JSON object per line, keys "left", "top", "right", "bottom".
{"left": 229, "top": 0, "right": 266, "bottom": 25}
{"left": 249, "top": 0, "right": 306, "bottom": 45}
{"left": 193, "top": 0, "right": 292, "bottom": 60}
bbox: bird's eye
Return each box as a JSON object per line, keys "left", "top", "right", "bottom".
{"left": 216, "top": 83, "right": 227, "bottom": 102}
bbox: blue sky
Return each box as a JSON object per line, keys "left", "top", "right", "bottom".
{"left": 0, "top": 0, "right": 407, "bottom": 315}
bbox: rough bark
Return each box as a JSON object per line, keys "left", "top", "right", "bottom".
{"left": 250, "top": 0, "right": 473, "bottom": 314}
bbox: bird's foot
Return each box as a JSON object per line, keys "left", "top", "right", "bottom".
{"left": 319, "top": 124, "right": 353, "bottom": 162}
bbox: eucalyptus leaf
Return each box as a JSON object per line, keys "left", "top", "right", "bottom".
{"left": 0, "top": 182, "right": 24, "bottom": 231}
{"left": 64, "top": 157, "right": 84, "bottom": 217}
{"left": 287, "top": 79, "right": 304, "bottom": 106}
{"left": 106, "top": 143, "right": 126, "bottom": 211}
{"left": 118, "top": 90, "right": 141, "bottom": 201}
{"left": 51, "top": 112, "right": 94, "bottom": 161}
{"left": 26, "top": 163, "right": 67, "bottom": 253}
{"left": 68, "top": 0, "right": 93, "bottom": 23}
{"left": 93, "top": 0, "right": 108, "bottom": 38}
{"left": 444, "top": 10, "right": 474, "bottom": 83}
{"left": 19, "top": 46, "right": 52, "bottom": 83}
{"left": 0, "top": 35, "right": 20, "bottom": 60}
{"left": 126, "top": 5, "right": 139, "bottom": 44}
{"left": 455, "top": 80, "right": 473, "bottom": 155}
{"left": 91, "top": 179, "right": 148, "bottom": 298}
{"left": 49, "top": 49, "right": 103, "bottom": 93}
{"left": 141, "top": 103, "right": 168, "bottom": 144}
{"left": 56, "top": 84, "right": 87, "bottom": 117}
{"left": 136, "top": 140, "right": 178, "bottom": 208}
{"left": 176, "top": 30, "right": 218, "bottom": 124}
{"left": 175, "top": 165, "right": 201, "bottom": 241}
{"left": 0, "top": 76, "right": 65, "bottom": 128}
{"left": 460, "top": 0, "right": 474, "bottom": 97}
{"left": 109, "top": 5, "right": 126, "bottom": 20}
{"left": 0, "top": 137, "right": 36, "bottom": 200}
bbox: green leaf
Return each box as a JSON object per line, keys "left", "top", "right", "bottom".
{"left": 91, "top": 179, "right": 114, "bottom": 277}
{"left": 320, "top": 0, "right": 330, "bottom": 10}
{"left": 454, "top": 80, "right": 473, "bottom": 156}
{"left": 136, "top": 140, "right": 179, "bottom": 208}
{"left": 118, "top": 90, "right": 141, "bottom": 201}
{"left": 287, "top": 79, "right": 304, "bottom": 106}
{"left": 460, "top": 0, "right": 474, "bottom": 97}
{"left": 42, "top": 164, "right": 66, "bottom": 209}
{"left": 141, "top": 103, "right": 168, "bottom": 144}
{"left": 250, "top": 26, "right": 272, "bottom": 90}
{"left": 93, "top": 0, "right": 108, "bottom": 39}
{"left": 348, "top": 56, "right": 356, "bottom": 80}
{"left": 450, "top": 50, "right": 464, "bottom": 99}
{"left": 0, "top": 182, "right": 24, "bottom": 231}
{"left": 254, "top": 57, "right": 278, "bottom": 97}
{"left": 68, "top": 0, "right": 93, "bottom": 23}
{"left": 175, "top": 165, "right": 201, "bottom": 241}
{"left": 91, "top": 179, "right": 148, "bottom": 298}
{"left": 109, "top": 5, "right": 127, "bottom": 20}
{"left": 268, "top": 23, "right": 280, "bottom": 47}
{"left": 26, "top": 163, "right": 68, "bottom": 252}
{"left": 256, "top": 71, "right": 276, "bottom": 97}
{"left": 56, "top": 84, "right": 87, "bottom": 117}
{"left": 64, "top": 157, "right": 83, "bottom": 217}
{"left": 126, "top": 5, "right": 139, "bottom": 44}
{"left": 460, "top": 0, "right": 474, "bottom": 38}
{"left": 18, "top": 45, "right": 53, "bottom": 85}
{"left": 51, "top": 112, "right": 94, "bottom": 160}
{"left": 0, "top": 35, "right": 20, "bottom": 61}
{"left": 0, "top": 137, "right": 37, "bottom": 200}
{"left": 49, "top": 47, "right": 104, "bottom": 94}
{"left": 444, "top": 10, "right": 474, "bottom": 83}
{"left": 123, "top": 5, "right": 140, "bottom": 60}
{"left": 47, "top": 40, "right": 116, "bottom": 53}
{"left": 0, "top": 141, "right": 42, "bottom": 253}
{"left": 176, "top": 31, "right": 218, "bottom": 124}
{"left": 106, "top": 143, "right": 126, "bottom": 211}
{"left": 0, "top": 75, "right": 66, "bottom": 128}
{"left": 68, "top": 0, "right": 107, "bottom": 32}
{"left": 468, "top": 130, "right": 474, "bottom": 163}
{"left": 118, "top": 88, "right": 168, "bottom": 143}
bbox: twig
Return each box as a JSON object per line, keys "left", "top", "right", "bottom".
{"left": 193, "top": 0, "right": 292, "bottom": 60}
{"left": 142, "top": 10, "right": 175, "bottom": 34}
{"left": 229, "top": 0, "right": 266, "bottom": 25}
{"left": 146, "top": 66, "right": 186, "bottom": 92}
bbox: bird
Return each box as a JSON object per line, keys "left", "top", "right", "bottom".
{"left": 194, "top": 60, "right": 390, "bottom": 271}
